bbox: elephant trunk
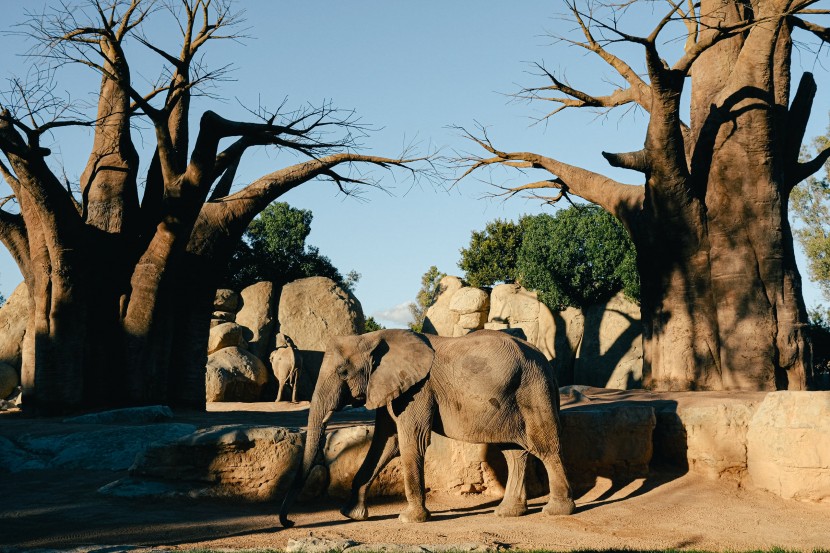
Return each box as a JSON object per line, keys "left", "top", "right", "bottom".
{"left": 279, "top": 369, "right": 344, "bottom": 527}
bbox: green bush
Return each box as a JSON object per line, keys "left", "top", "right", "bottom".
{"left": 517, "top": 206, "right": 639, "bottom": 310}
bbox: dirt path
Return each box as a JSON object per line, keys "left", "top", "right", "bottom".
{"left": 1, "top": 403, "right": 829, "bottom": 551}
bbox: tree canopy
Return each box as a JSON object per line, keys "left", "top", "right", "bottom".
{"left": 458, "top": 218, "right": 524, "bottom": 287}
{"left": 517, "top": 207, "right": 639, "bottom": 310}
{"left": 224, "top": 202, "right": 356, "bottom": 292}
{"left": 791, "top": 133, "right": 830, "bottom": 305}
{"left": 458, "top": 207, "right": 638, "bottom": 310}
{"left": 409, "top": 265, "right": 446, "bottom": 332}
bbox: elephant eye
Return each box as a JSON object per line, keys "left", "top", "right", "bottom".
{"left": 336, "top": 365, "right": 348, "bottom": 378}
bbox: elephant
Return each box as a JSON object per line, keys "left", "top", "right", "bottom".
{"left": 279, "top": 328, "right": 574, "bottom": 526}
{"left": 270, "top": 333, "right": 302, "bottom": 403}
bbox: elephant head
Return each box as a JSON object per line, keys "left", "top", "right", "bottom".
{"left": 276, "top": 332, "right": 296, "bottom": 350}
{"left": 279, "top": 329, "right": 434, "bottom": 527}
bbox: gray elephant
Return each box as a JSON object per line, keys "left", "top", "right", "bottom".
{"left": 270, "top": 333, "right": 302, "bottom": 403}
{"left": 279, "top": 329, "right": 573, "bottom": 526}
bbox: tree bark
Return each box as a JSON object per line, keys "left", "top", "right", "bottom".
{"left": 473, "top": 0, "right": 818, "bottom": 391}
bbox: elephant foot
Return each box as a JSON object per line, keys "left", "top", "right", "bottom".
{"left": 542, "top": 497, "right": 575, "bottom": 516}
{"left": 494, "top": 500, "right": 528, "bottom": 517}
{"left": 398, "top": 505, "right": 430, "bottom": 523}
{"left": 340, "top": 502, "right": 368, "bottom": 521}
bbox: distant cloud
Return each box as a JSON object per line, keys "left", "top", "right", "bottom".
{"left": 373, "top": 302, "right": 414, "bottom": 327}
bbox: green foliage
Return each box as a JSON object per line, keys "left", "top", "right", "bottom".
{"left": 363, "top": 316, "right": 385, "bottom": 333}
{"left": 224, "top": 202, "right": 357, "bottom": 292}
{"left": 791, "top": 171, "right": 830, "bottom": 303}
{"left": 458, "top": 218, "right": 525, "bottom": 287}
{"left": 517, "top": 206, "right": 639, "bottom": 310}
{"left": 409, "top": 265, "right": 446, "bottom": 332}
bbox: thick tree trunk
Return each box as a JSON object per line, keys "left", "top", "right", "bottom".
{"left": 642, "top": 0, "right": 810, "bottom": 391}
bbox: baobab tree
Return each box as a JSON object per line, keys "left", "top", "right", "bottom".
{"left": 0, "top": 0, "right": 426, "bottom": 413}
{"left": 461, "top": 0, "right": 830, "bottom": 391}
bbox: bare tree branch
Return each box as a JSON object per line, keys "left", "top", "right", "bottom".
{"left": 454, "top": 125, "right": 643, "bottom": 223}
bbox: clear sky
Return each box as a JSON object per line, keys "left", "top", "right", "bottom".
{"left": 1, "top": 1, "right": 829, "bottom": 327}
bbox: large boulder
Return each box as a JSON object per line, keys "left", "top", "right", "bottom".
{"left": 0, "top": 283, "right": 29, "bottom": 370}
{"left": 574, "top": 291, "right": 642, "bottom": 389}
{"left": 422, "top": 276, "right": 465, "bottom": 336}
{"left": 486, "top": 283, "right": 556, "bottom": 359}
{"left": 214, "top": 288, "right": 241, "bottom": 313}
{"left": 448, "top": 287, "right": 489, "bottom": 337}
{"left": 0, "top": 362, "right": 18, "bottom": 399}
{"left": 235, "top": 281, "right": 277, "bottom": 361}
{"left": 205, "top": 347, "right": 269, "bottom": 402}
{"left": 747, "top": 391, "right": 830, "bottom": 502}
{"left": 207, "top": 322, "right": 248, "bottom": 355}
{"left": 278, "top": 277, "right": 365, "bottom": 398}
{"left": 122, "top": 425, "right": 303, "bottom": 501}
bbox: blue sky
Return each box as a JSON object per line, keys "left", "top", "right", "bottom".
{"left": 1, "top": 1, "right": 829, "bottom": 326}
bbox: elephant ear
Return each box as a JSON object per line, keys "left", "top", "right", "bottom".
{"left": 365, "top": 330, "right": 435, "bottom": 410}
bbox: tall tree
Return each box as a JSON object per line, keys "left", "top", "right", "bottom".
{"left": 460, "top": 0, "right": 830, "bottom": 391}
{"left": 409, "top": 265, "right": 446, "bottom": 332}
{"left": 458, "top": 218, "right": 525, "bottom": 287}
{"left": 791, "top": 134, "right": 830, "bottom": 303}
{"left": 518, "top": 206, "right": 639, "bottom": 310}
{"left": 0, "top": 0, "right": 424, "bottom": 413}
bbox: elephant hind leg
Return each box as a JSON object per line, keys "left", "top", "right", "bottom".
{"left": 525, "top": 440, "right": 574, "bottom": 516}
{"left": 276, "top": 382, "right": 285, "bottom": 403}
{"left": 341, "top": 408, "right": 399, "bottom": 521}
{"left": 494, "top": 449, "right": 528, "bottom": 517}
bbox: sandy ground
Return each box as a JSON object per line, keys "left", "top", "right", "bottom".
{"left": 1, "top": 399, "right": 829, "bottom": 552}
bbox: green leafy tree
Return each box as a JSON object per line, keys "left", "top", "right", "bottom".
{"left": 409, "top": 266, "right": 446, "bottom": 332}
{"left": 791, "top": 134, "right": 830, "bottom": 303}
{"left": 225, "top": 202, "right": 355, "bottom": 292}
{"left": 459, "top": 218, "right": 525, "bottom": 287}
{"left": 364, "top": 316, "right": 385, "bottom": 333}
{"left": 517, "top": 206, "right": 639, "bottom": 311}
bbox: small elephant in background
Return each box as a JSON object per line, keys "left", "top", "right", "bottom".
{"left": 270, "top": 333, "right": 302, "bottom": 403}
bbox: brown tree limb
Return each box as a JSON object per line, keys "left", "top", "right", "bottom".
{"left": 0, "top": 208, "right": 31, "bottom": 283}
{"left": 456, "top": 127, "right": 643, "bottom": 222}
{"left": 786, "top": 72, "right": 817, "bottom": 166}
{"left": 602, "top": 149, "right": 650, "bottom": 173}
{"left": 790, "top": 14, "right": 830, "bottom": 41}
{"left": 789, "top": 147, "right": 830, "bottom": 189}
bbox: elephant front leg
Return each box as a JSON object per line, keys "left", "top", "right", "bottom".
{"left": 494, "top": 449, "right": 528, "bottom": 517}
{"left": 395, "top": 396, "right": 433, "bottom": 523}
{"left": 341, "top": 409, "right": 399, "bottom": 521}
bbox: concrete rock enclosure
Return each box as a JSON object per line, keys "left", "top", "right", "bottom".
{"left": 205, "top": 276, "right": 364, "bottom": 401}
{"left": 103, "top": 390, "right": 830, "bottom": 506}
{"left": 422, "top": 277, "right": 643, "bottom": 390}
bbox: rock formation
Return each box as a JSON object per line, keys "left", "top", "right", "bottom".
{"left": 207, "top": 323, "right": 248, "bottom": 355}
{"left": 205, "top": 347, "right": 270, "bottom": 402}
{"left": 0, "top": 283, "right": 29, "bottom": 372}
{"left": 278, "top": 276, "right": 365, "bottom": 398}
{"left": 235, "top": 281, "right": 278, "bottom": 361}
{"left": 421, "top": 276, "right": 465, "bottom": 335}
{"left": 421, "top": 277, "right": 642, "bottom": 389}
